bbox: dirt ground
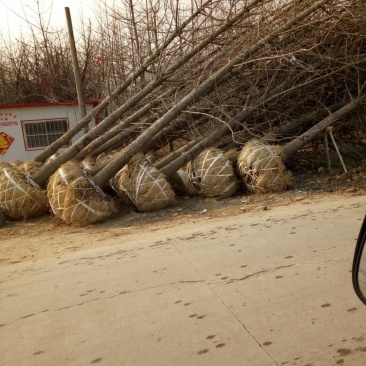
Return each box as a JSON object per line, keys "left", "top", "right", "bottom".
{"left": 1, "top": 160, "right": 365, "bottom": 267}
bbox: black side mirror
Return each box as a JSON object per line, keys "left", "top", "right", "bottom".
{"left": 352, "top": 215, "right": 366, "bottom": 305}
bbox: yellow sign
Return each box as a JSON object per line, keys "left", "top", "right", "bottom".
{"left": 0, "top": 131, "right": 14, "bottom": 155}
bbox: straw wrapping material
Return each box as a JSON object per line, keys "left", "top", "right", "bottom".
{"left": 237, "top": 140, "right": 293, "bottom": 193}
{"left": 18, "top": 160, "right": 43, "bottom": 176}
{"left": 110, "top": 165, "right": 133, "bottom": 206}
{"left": 121, "top": 154, "right": 176, "bottom": 212}
{"left": 47, "top": 161, "right": 116, "bottom": 226}
{"left": 0, "top": 161, "right": 49, "bottom": 219}
{"left": 170, "top": 169, "right": 198, "bottom": 197}
{"left": 187, "top": 148, "right": 238, "bottom": 197}
{"left": 45, "top": 153, "right": 60, "bottom": 165}
{"left": 9, "top": 160, "right": 22, "bottom": 167}
{"left": 80, "top": 156, "right": 96, "bottom": 172}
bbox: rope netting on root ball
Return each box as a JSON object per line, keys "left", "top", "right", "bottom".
{"left": 8, "top": 160, "right": 22, "bottom": 167}
{"left": 0, "top": 161, "right": 49, "bottom": 219}
{"left": 187, "top": 148, "right": 238, "bottom": 198}
{"left": 47, "top": 160, "right": 117, "bottom": 226}
{"left": 18, "top": 160, "right": 43, "bottom": 176}
{"left": 120, "top": 153, "right": 176, "bottom": 212}
{"left": 45, "top": 153, "right": 60, "bottom": 165}
{"left": 80, "top": 156, "right": 95, "bottom": 172}
{"left": 170, "top": 169, "right": 198, "bottom": 197}
{"left": 109, "top": 165, "right": 134, "bottom": 206}
{"left": 237, "top": 140, "right": 293, "bottom": 193}
{"left": 46, "top": 153, "right": 96, "bottom": 173}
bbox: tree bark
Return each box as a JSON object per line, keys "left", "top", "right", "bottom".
{"left": 75, "top": 90, "right": 172, "bottom": 160}
{"left": 33, "top": 0, "right": 214, "bottom": 163}
{"left": 159, "top": 77, "right": 310, "bottom": 176}
{"left": 282, "top": 94, "right": 366, "bottom": 159}
{"left": 95, "top": 0, "right": 329, "bottom": 187}
{"left": 31, "top": 0, "right": 262, "bottom": 187}
{"left": 90, "top": 115, "right": 157, "bottom": 159}
{"left": 154, "top": 139, "right": 201, "bottom": 170}
{"left": 161, "top": 128, "right": 232, "bottom": 177}
{"left": 140, "top": 72, "right": 237, "bottom": 153}
{"left": 99, "top": 11, "right": 330, "bottom": 186}
{"left": 262, "top": 100, "right": 348, "bottom": 142}
{"left": 333, "top": 143, "right": 366, "bottom": 161}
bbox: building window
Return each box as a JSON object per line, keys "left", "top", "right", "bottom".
{"left": 22, "top": 119, "right": 70, "bottom": 150}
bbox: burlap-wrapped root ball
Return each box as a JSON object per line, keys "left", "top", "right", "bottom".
{"left": 224, "top": 148, "right": 240, "bottom": 162}
{"left": 187, "top": 148, "right": 238, "bottom": 198}
{"left": 80, "top": 156, "right": 95, "bottom": 172}
{"left": 121, "top": 154, "right": 176, "bottom": 212}
{"left": 47, "top": 160, "right": 80, "bottom": 216}
{"left": 18, "top": 159, "right": 43, "bottom": 176}
{"left": 0, "top": 161, "right": 49, "bottom": 219}
{"left": 8, "top": 159, "right": 22, "bottom": 167}
{"left": 95, "top": 151, "right": 115, "bottom": 171}
{"left": 47, "top": 161, "right": 116, "bottom": 226}
{"left": 237, "top": 139, "right": 293, "bottom": 193}
{"left": 255, "top": 170, "right": 293, "bottom": 193}
{"left": 170, "top": 169, "right": 198, "bottom": 197}
{"left": 110, "top": 165, "right": 133, "bottom": 206}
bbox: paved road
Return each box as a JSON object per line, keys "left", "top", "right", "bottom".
{"left": 1, "top": 196, "right": 366, "bottom": 366}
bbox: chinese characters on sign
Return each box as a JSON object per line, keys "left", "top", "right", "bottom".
{"left": 0, "top": 112, "right": 19, "bottom": 127}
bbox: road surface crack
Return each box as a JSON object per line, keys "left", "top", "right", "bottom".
{"left": 0, "top": 279, "right": 204, "bottom": 327}
{"left": 172, "top": 243, "right": 281, "bottom": 366}
{"left": 226, "top": 264, "right": 296, "bottom": 284}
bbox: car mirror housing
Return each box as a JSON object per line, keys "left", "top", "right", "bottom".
{"left": 352, "top": 215, "right": 366, "bottom": 305}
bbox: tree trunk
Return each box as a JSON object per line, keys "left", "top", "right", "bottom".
{"left": 161, "top": 128, "right": 232, "bottom": 177}
{"left": 333, "top": 143, "right": 366, "bottom": 161}
{"left": 262, "top": 100, "right": 348, "bottom": 142}
{"left": 140, "top": 73, "right": 238, "bottom": 154}
{"left": 98, "top": 6, "right": 331, "bottom": 186}
{"left": 282, "top": 94, "right": 366, "bottom": 159}
{"left": 159, "top": 77, "right": 311, "bottom": 176}
{"left": 154, "top": 139, "right": 201, "bottom": 170}
{"left": 31, "top": 0, "right": 262, "bottom": 187}
{"left": 90, "top": 113, "right": 160, "bottom": 162}
{"left": 34, "top": 0, "right": 213, "bottom": 163}
{"left": 75, "top": 90, "right": 172, "bottom": 160}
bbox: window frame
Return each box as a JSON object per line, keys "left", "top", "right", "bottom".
{"left": 21, "top": 118, "right": 71, "bottom": 151}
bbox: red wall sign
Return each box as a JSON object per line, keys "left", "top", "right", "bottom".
{"left": 0, "top": 131, "right": 14, "bottom": 155}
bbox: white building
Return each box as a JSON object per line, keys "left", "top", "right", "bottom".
{"left": 0, "top": 101, "right": 99, "bottom": 163}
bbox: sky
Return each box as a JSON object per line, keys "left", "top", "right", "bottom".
{"left": 0, "top": 0, "right": 98, "bottom": 40}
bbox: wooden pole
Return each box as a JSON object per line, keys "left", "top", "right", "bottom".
{"left": 65, "top": 7, "right": 87, "bottom": 132}
{"left": 34, "top": 0, "right": 214, "bottom": 163}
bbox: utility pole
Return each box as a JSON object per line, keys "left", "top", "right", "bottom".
{"left": 65, "top": 7, "right": 88, "bottom": 133}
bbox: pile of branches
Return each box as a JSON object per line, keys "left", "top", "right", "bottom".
{"left": 1, "top": 0, "right": 365, "bottom": 226}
